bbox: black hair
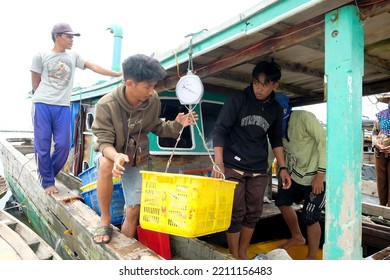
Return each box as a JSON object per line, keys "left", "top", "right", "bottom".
{"left": 122, "top": 54, "right": 166, "bottom": 83}
{"left": 51, "top": 33, "right": 63, "bottom": 43}
{"left": 252, "top": 60, "right": 282, "bottom": 83}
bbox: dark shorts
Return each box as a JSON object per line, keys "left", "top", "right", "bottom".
{"left": 275, "top": 179, "right": 326, "bottom": 225}
{"left": 224, "top": 167, "right": 268, "bottom": 233}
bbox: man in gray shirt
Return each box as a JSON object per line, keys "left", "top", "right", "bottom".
{"left": 31, "top": 23, "right": 121, "bottom": 195}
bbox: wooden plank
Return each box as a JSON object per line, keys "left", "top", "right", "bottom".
{"left": 0, "top": 236, "right": 21, "bottom": 260}
{"left": 0, "top": 211, "right": 42, "bottom": 251}
{"left": 157, "top": 13, "right": 325, "bottom": 92}
{"left": 0, "top": 222, "right": 39, "bottom": 260}
{"left": 361, "top": 180, "right": 378, "bottom": 197}
{"left": 0, "top": 175, "right": 7, "bottom": 199}
{"left": 362, "top": 224, "right": 390, "bottom": 249}
{"left": 0, "top": 210, "right": 62, "bottom": 260}
{"left": 0, "top": 136, "right": 225, "bottom": 260}
{"left": 5, "top": 222, "right": 40, "bottom": 250}
{"left": 362, "top": 202, "right": 390, "bottom": 220}
{"left": 365, "top": 245, "right": 390, "bottom": 260}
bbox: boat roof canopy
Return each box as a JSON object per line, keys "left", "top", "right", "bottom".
{"left": 154, "top": 0, "right": 390, "bottom": 107}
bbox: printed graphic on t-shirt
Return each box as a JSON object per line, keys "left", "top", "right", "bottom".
{"left": 48, "top": 58, "right": 72, "bottom": 90}
{"left": 241, "top": 115, "right": 270, "bottom": 132}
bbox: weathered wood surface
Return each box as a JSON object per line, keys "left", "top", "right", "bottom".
{"left": 362, "top": 202, "right": 390, "bottom": 220}
{"left": 362, "top": 221, "right": 390, "bottom": 253}
{"left": 5, "top": 137, "right": 34, "bottom": 155}
{"left": 362, "top": 202, "right": 390, "bottom": 253}
{"left": 0, "top": 236, "right": 22, "bottom": 260}
{"left": 362, "top": 180, "right": 378, "bottom": 197}
{"left": 0, "top": 137, "right": 164, "bottom": 260}
{"left": 170, "top": 235, "right": 235, "bottom": 260}
{"left": 366, "top": 245, "right": 390, "bottom": 260}
{"left": 0, "top": 137, "right": 233, "bottom": 260}
{"left": 0, "top": 210, "right": 62, "bottom": 260}
{"left": 0, "top": 222, "right": 39, "bottom": 260}
{"left": 0, "top": 175, "right": 7, "bottom": 199}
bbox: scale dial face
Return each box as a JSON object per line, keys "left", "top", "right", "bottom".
{"left": 175, "top": 73, "right": 204, "bottom": 105}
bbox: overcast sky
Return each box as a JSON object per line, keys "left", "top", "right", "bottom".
{"left": 0, "top": 0, "right": 263, "bottom": 131}
{"left": 0, "top": 0, "right": 386, "bottom": 131}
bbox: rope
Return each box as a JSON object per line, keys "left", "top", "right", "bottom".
{"left": 168, "top": 29, "right": 225, "bottom": 178}
{"left": 3, "top": 201, "right": 23, "bottom": 212}
{"left": 164, "top": 105, "right": 225, "bottom": 180}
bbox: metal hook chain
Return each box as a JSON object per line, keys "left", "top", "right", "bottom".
{"left": 185, "top": 36, "right": 194, "bottom": 73}
{"left": 184, "top": 29, "right": 207, "bottom": 73}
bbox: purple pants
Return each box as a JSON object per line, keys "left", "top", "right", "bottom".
{"left": 33, "top": 103, "right": 71, "bottom": 189}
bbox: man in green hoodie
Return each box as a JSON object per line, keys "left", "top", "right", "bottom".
{"left": 91, "top": 54, "right": 197, "bottom": 244}
{"left": 274, "top": 93, "right": 326, "bottom": 260}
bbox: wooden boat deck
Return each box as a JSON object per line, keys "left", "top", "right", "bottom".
{"left": 0, "top": 210, "right": 62, "bottom": 260}
{"left": 1, "top": 134, "right": 390, "bottom": 259}
{"left": 0, "top": 175, "right": 7, "bottom": 200}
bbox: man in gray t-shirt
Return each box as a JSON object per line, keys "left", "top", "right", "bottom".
{"left": 30, "top": 23, "right": 121, "bottom": 195}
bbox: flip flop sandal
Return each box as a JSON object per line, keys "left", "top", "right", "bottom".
{"left": 93, "top": 225, "right": 113, "bottom": 244}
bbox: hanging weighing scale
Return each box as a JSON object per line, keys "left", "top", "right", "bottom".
{"left": 165, "top": 34, "right": 207, "bottom": 173}
{"left": 165, "top": 34, "right": 223, "bottom": 178}
{"left": 175, "top": 70, "right": 204, "bottom": 105}
{"left": 138, "top": 33, "right": 237, "bottom": 238}
{"left": 175, "top": 39, "right": 204, "bottom": 105}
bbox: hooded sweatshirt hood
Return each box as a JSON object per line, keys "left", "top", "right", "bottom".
{"left": 274, "top": 92, "right": 292, "bottom": 139}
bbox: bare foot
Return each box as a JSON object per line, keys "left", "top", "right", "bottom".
{"left": 44, "top": 186, "right": 59, "bottom": 195}
{"left": 238, "top": 253, "right": 250, "bottom": 260}
{"left": 278, "top": 236, "right": 306, "bottom": 249}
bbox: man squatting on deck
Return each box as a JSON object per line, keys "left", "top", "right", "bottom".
{"left": 212, "top": 61, "right": 291, "bottom": 259}
{"left": 91, "top": 54, "right": 197, "bottom": 244}
{"left": 30, "top": 23, "right": 121, "bottom": 195}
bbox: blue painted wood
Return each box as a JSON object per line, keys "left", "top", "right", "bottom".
{"left": 323, "top": 5, "right": 364, "bottom": 260}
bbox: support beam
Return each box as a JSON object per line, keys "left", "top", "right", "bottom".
{"left": 155, "top": 14, "right": 325, "bottom": 92}
{"left": 363, "top": 80, "right": 390, "bottom": 96}
{"left": 211, "top": 69, "right": 320, "bottom": 98}
{"left": 323, "top": 5, "right": 364, "bottom": 259}
{"left": 364, "top": 53, "right": 390, "bottom": 76}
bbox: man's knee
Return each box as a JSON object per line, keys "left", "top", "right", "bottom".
{"left": 125, "top": 205, "right": 140, "bottom": 219}
{"left": 98, "top": 156, "right": 114, "bottom": 177}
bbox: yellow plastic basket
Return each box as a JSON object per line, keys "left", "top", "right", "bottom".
{"left": 140, "top": 171, "right": 237, "bottom": 238}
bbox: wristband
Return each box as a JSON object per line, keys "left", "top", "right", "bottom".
{"left": 278, "top": 166, "right": 288, "bottom": 173}
{"left": 215, "top": 162, "right": 224, "bottom": 165}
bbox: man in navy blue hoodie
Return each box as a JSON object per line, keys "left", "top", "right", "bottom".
{"left": 212, "top": 60, "right": 291, "bottom": 259}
